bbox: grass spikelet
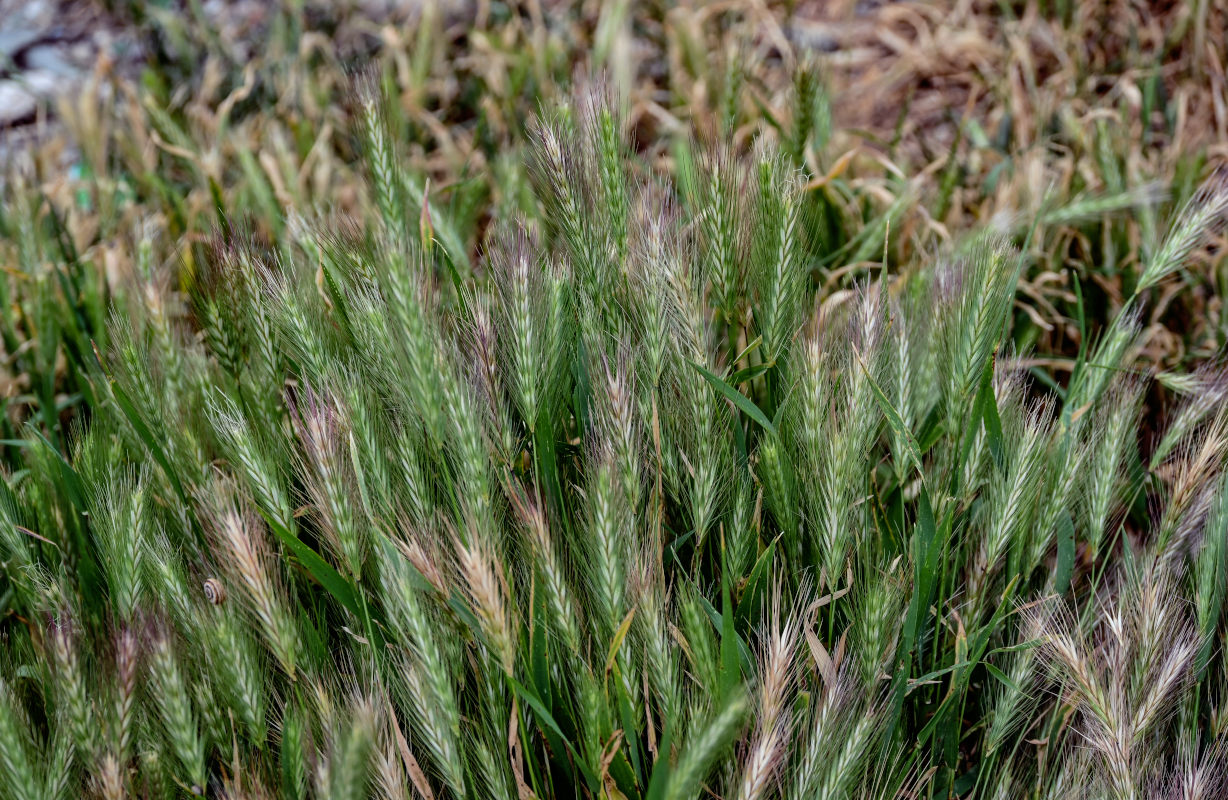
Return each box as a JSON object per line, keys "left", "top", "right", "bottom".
{"left": 209, "top": 498, "right": 300, "bottom": 679}
{"left": 110, "top": 626, "right": 139, "bottom": 766}
{"left": 753, "top": 153, "right": 807, "bottom": 368}
{"left": 490, "top": 227, "right": 553, "bottom": 432}
{"left": 736, "top": 587, "right": 800, "bottom": 800}
{"left": 664, "top": 689, "right": 748, "bottom": 800}
{"left": 0, "top": 677, "right": 42, "bottom": 800}
{"left": 581, "top": 443, "right": 631, "bottom": 639}
{"left": 453, "top": 534, "right": 515, "bottom": 672}
{"left": 90, "top": 473, "right": 148, "bottom": 622}
{"left": 290, "top": 384, "right": 366, "bottom": 581}
{"left": 326, "top": 694, "right": 376, "bottom": 800}
{"left": 698, "top": 146, "right": 748, "bottom": 327}
{"left": 1137, "top": 172, "right": 1228, "bottom": 294}
{"left": 147, "top": 623, "right": 207, "bottom": 795}
{"left": 1032, "top": 563, "right": 1203, "bottom": 799}
{"left": 359, "top": 74, "right": 406, "bottom": 238}
{"left": 787, "top": 676, "right": 853, "bottom": 800}
{"left": 937, "top": 238, "right": 1017, "bottom": 415}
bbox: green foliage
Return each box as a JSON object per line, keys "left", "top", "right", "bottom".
{"left": 2, "top": 77, "right": 1228, "bottom": 800}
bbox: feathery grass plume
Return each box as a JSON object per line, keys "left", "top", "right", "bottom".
{"left": 442, "top": 359, "right": 500, "bottom": 548}
{"left": 1032, "top": 563, "right": 1202, "bottom": 800}
{"left": 936, "top": 237, "right": 1017, "bottom": 417}
{"left": 325, "top": 694, "right": 377, "bottom": 800}
{"left": 657, "top": 201, "right": 731, "bottom": 541}
{"left": 851, "top": 562, "right": 906, "bottom": 689}
{"left": 489, "top": 226, "right": 561, "bottom": 433}
{"left": 276, "top": 704, "right": 308, "bottom": 800}
{"left": 1194, "top": 470, "right": 1228, "bottom": 679}
{"left": 1040, "top": 182, "right": 1167, "bottom": 228}
{"left": 885, "top": 291, "right": 926, "bottom": 486}
{"left": 629, "top": 188, "right": 678, "bottom": 400}
{"left": 1168, "top": 736, "right": 1227, "bottom": 800}
{"left": 47, "top": 612, "right": 94, "bottom": 758}
{"left": 371, "top": 724, "right": 410, "bottom": 800}
{"left": 387, "top": 419, "right": 436, "bottom": 529}
{"left": 209, "top": 392, "right": 294, "bottom": 531}
{"left": 678, "top": 582, "right": 721, "bottom": 698}
{"left": 1136, "top": 172, "right": 1228, "bottom": 295}
{"left": 290, "top": 384, "right": 366, "bottom": 581}
{"left": 137, "top": 259, "right": 189, "bottom": 419}
{"left": 469, "top": 727, "right": 516, "bottom": 800}
{"left": 727, "top": 471, "right": 759, "bottom": 579}
{"left": 358, "top": 72, "right": 407, "bottom": 239}
{"left": 384, "top": 631, "right": 468, "bottom": 798}
{"left": 696, "top": 145, "right": 749, "bottom": 329}
{"left": 576, "top": 83, "right": 630, "bottom": 269}
{"left": 581, "top": 443, "right": 631, "bottom": 639}
{"left": 372, "top": 681, "right": 444, "bottom": 800}
{"left": 786, "top": 673, "right": 854, "bottom": 800}
{"left": 789, "top": 285, "right": 886, "bottom": 584}
{"left": 88, "top": 472, "right": 147, "bottom": 622}
{"left": 1066, "top": 306, "right": 1142, "bottom": 420}
{"left": 147, "top": 622, "right": 208, "bottom": 795}
{"left": 467, "top": 294, "right": 520, "bottom": 468}
{"left": 630, "top": 544, "right": 682, "bottom": 730}
{"left": 0, "top": 678, "right": 41, "bottom": 800}
{"left": 104, "top": 308, "right": 213, "bottom": 492}
{"left": 531, "top": 106, "right": 600, "bottom": 300}
{"left": 982, "top": 612, "right": 1044, "bottom": 759}
{"left": 506, "top": 482, "right": 583, "bottom": 653}
{"left": 1083, "top": 380, "right": 1144, "bottom": 553}
{"left": 49, "top": 709, "right": 82, "bottom": 799}
{"left": 191, "top": 247, "right": 245, "bottom": 382}
{"left": 736, "top": 586, "right": 801, "bottom": 800}
{"left": 108, "top": 626, "right": 140, "bottom": 775}
{"left": 453, "top": 531, "right": 515, "bottom": 672}
{"left": 569, "top": 657, "right": 612, "bottom": 781}
{"left": 1153, "top": 407, "right": 1228, "bottom": 566}
{"left": 374, "top": 536, "right": 466, "bottom": 798}
{"left": 807, "top": 703, "right": 884, "bottom": 800}
{"left": 205, "top": 613, "right": 267, "bottom": 743}
{"left": 0, "top": 490, "right": 43, "bottom": 611}
{"left": 755, "top": 431, "right": 798, "bottom": 564}
{"left": 1026, "top": 425, "right": 1091, "bottom": 581}
{"left": 262, "top": 260, "right": 335, "bottom": 390}
{"left": 144, "top": 529, "right": 199, "bottom": 631}
{"left": 752, "top": 151, "right": 807, "bottom": 369}
{"left": 1153, "top": 366, "right": 1228, "bottom": 469}
{"left": 346, "top": 242, "right": 451, "bottom": 449}
{"left": 664, "top": 689, "right": 748, "bottom": 800}
{"left": 95, "top": 748, "right": 130, "bottom": 800}
{"left": 1126, "top": 568, "right": 1201, "bottom": 734}
{"left": 195, "top": 669, "right": 229, "bottom": 779}
{"left": 788, "top": 58, "right": 831, "bottom": 167}
{"left": 594, "top": 352, "right": 641, "bottom": 512}
{"left": 966, "top": 397, "right": 1050, "bottom": 619}
{"left": 207, "top": 496, "right": 301, "bottom": 679}
{"left": 788, "top": 330, "right": 834, "bottom": 566}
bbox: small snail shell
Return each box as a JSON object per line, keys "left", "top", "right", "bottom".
{"left": 203, "top": 578, "right": 227, "bottom": 605}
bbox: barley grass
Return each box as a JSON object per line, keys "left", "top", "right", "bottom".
{"left": 2, "top": 49, "right": 1228, "bottom": 800}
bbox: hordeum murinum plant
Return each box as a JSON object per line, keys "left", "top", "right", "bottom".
{"left": 1, "top": 84, "right": 1228, "bottom": 800}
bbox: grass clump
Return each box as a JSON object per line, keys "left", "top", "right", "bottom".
{"left": 1, "top": 83, "right": 1228, "bottom": 800}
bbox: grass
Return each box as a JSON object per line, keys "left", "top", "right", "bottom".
{"left": 4, "top": 0, "right": 1226, "bottom": 456}
{"left": 1, "top": 2, "right": 1227, "bottom": 798}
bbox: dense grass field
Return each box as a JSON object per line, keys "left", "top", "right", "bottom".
{"left": 2, "top": 2, "right": 1228, "bottom": 798}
